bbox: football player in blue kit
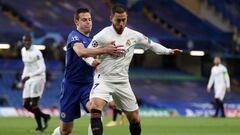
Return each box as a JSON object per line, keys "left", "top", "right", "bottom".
{"left": 52, "top": 8, "right": 123, "bottom": 135}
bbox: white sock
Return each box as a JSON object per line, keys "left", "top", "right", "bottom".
{"left": 52, "top": 126, "right": 61, "bottom": 135}
{"left": 88, "top": 123, "right": 93, "bottom": 135}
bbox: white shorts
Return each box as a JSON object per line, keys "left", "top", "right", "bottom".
{"left": 214, "top": 88, "right": 226, "bottom": 101}
{"left": 22, "top": 76, "right": 46, "bottom": 99}
{"left": 90, "top": 79, "right": 139, "bottom": 112}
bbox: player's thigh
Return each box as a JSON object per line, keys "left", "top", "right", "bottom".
{"left": 79, "top": 82, "right": 93, "bottom": 112}
{"left": 29, "top": 77, "right": 45, "bottom": 98}
{"left": 214, "top": 88, "right": 226, "bottom": 101}
{"left": 112, "top": 82, "right": 139, "bottom": 112}
{"left": 123, "top": 109, "right": 140, "bottom": 123}
{"left": 22, "top": 80, "right": 31, "bottom": 98}
{"left": 60, "top": 81, "right": 82, "bottom": 122}
{"left": 90, "top": 81, "right": 112, "bottom": 110}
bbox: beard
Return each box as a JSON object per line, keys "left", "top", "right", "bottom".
{"left": 113, "top": 25, "right": 124, "bottom": 34}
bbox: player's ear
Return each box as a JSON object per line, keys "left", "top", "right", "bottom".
{"left": 110, "top": 15, "right": 113, "bottom": 22}
{"left": 74, "top": 18, "right": 79, "bottom": 26}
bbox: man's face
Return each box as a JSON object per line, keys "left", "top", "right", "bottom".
{"left": 75, "top": 12, "right": 92, "bottom": 34}
{"left": 214, "top": 57, "right": 221, "bottom": 65}
{"left": 22, "top": 36, "right": 32, "bottom": 49}
{"left": 111, "top": 12, "right": 127, "bottom": 34}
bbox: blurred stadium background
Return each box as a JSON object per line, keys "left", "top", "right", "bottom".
{"left": 0, "top": 0, "right": 240, "bottom": 134}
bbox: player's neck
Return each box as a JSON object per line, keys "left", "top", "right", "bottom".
{"left": 77, "top": 29, "right": 90, "bottom": 37}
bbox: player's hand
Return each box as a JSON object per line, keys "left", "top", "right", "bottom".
{"left": 105, "top": 41, "right": 124, "bottom": 56}
{"left": 169, "top": 49, "right": 183, "bottom": 55}
{"left": 227, "top": 87, "right": 231, "bottom": 92}
{"left": 20, "top": 76, "right": 30, "bottom": 88}
{"left": 22, "top": 76, "right": 30, "bottom": 83}
{"left": 16, "top": 82, "right": 24, "bottom": 89}
{"left": 92, "top": 59, "right": 101, "bottom": 67}
{"left": 207, "top": 87, "right": 211, "bottom": 93}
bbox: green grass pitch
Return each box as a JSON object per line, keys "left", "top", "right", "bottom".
{"left": 0, "top": 116, "right": 239, "bottom": 135}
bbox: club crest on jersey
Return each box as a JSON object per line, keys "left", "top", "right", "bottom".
{"left": 126, "top": 39, "right": 137, "bottom": 47}
{"left": 60, "top": 112, "right": 66, "bottom": 118}
{"left": 92, "top": 40, "right": 98, "bottom": 48}
{"left": 71, "top": 36, "right": 79, "bottom": 41}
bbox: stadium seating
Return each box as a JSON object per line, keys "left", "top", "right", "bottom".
{"left": 143, "top": 0, "right": 233, "bottom": 50}
{"left": 0, "top": 0, "right": 235, "bottom": 53}
{"left": 208, "top": 0, "right": 240, "bottom": 31}
{"left": 0, "top": 12, "right": 24, "bottom": 43}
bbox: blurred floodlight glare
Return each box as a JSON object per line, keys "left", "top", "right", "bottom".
{"left": 33, "top": 45, "right": 46, "bottom": 50}
{"left": 134, "top": 49, "right": 144, "bottom": 54}
{"left": 190, "top": 51, "right": 205, "bottom": 56}
{"left": 0, "top": 44, "right": 10, "bottom": 49}
{"left": 63, "top": 46, "right": 66, "bottom": 51}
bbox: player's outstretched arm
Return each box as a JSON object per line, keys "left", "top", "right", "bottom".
{"left": 73, "top": 42, "right": 123, "bottom": 58}
{"left": 146, "top": 41, "right": 182, "bottom": 55}
{"left": 137, "top": 33, "right": 182, "bottom": 55}
{"left": 169, "top": 49, "right": 183, "bottom": 55}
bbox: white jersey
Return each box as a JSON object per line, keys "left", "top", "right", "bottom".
{"left": 88, "top": 25, "right": 171, "bottom": 82}
{"left": 207, "top": 64, "right": 230, "bottom": 100}
{"left": 21, "top": 46, "right": 46, "bottom": 79}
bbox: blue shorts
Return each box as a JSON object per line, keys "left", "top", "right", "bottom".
{"left": 59, "top": 79, "right": 93, "bottom": 122}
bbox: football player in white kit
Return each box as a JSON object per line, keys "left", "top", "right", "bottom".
{"left": 84, "top": 4, "right": 182, "bottom": 135}
{"left": 21, "top": 34, "right": 50, "bottom": 132}
{"left": 207, "top": 56, "right": 230, "bottom": 117}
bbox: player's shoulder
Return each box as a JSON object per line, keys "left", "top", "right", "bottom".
{"left": 67, "top": 30, "right": 84, "bottom": 44}
{"left": 98, "top": 26, "right": 112, "bottom": 35}
{"left": 125, "top": 27, "right": 143, "bottom": 37}
{"left": 21, "top": 47, "right": 26, "bottom": 52}
{"left": 68, "top": 30, "right": 81, "bottom": 39}
{"left": 32, "top": 46, "right": 42, "bottom": 54}
{"left": 220, "top": 64, "right": 227, "bottom": 70}
{"left": 92, "top": 26, "right": 111, "bottom": 41}
{"left": 21, "top": 47, "right": 26, "bottom": 55}
{"left": 211, "top": 65, "right": 217, "bottom": 71}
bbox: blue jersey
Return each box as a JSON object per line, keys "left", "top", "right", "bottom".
{"left": 64, "top": 30, "right": 94, "bottom": 84}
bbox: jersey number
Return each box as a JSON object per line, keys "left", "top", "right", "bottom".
{"left": 93, "top": 83, "right": 99, "bottom": 89}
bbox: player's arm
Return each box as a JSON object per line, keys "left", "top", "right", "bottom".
{"left": 21, "top": 49, "right": 30, "bottom": 83}
{"left": 224, "top": 68, "right": 230, "bottom": 92}
{"left": 21, "top": 64, "right": 29, "bottom": 83}
{"left": 207, "top": 68, "right": 214, "bottom": 92}
{"left": 82, "top": 57, "right": 101, "bottom": 67}
{"left": 137, "top": 34, "right": 182, "bottom": 55}
{"left": 28, "top": 51, "right": 46, "bottom": 78}
{"left": 73, "top": 41, "right": 123, "bottom": 58}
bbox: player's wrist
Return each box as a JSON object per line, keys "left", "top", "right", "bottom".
{"left": 100, "top": 47, "right": 107, "bottom": 54}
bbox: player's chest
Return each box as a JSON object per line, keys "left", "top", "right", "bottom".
{"left": 105, "top": 35, "right": 137, "bottom": 49}
{"left": 212, "top": 68, "right": 224, "bottom": 77}
{"left": 22, "top": 51, "right": 38, "bottom": 62}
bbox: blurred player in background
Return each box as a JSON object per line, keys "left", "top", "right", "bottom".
{"left": 84, "top": 4, "right": 182, "bottom": 135}
{"left": 207, "top": 56, "right": 230, "bottom": 118}
{"left": 52, "top": 8, "right": 123, "bottom": 135}
{"left": 105, "top": 101, "right": 125, "bottom": 127}
{"left": 21, "top": 34, "right": 50, "bottom": 132}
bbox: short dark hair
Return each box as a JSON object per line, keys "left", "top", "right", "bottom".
{"left": 22, "top": 33, "right": 32, "bottom": 40}
{"left": 74, "top": 8, "right": 90, "bottom": 20}
{"left": 111, "top": 4, "right": 127, "bottom": 15}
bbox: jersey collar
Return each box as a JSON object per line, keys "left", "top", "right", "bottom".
{"left": 74, "top": 30, "right": 90, "bottom": 38}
